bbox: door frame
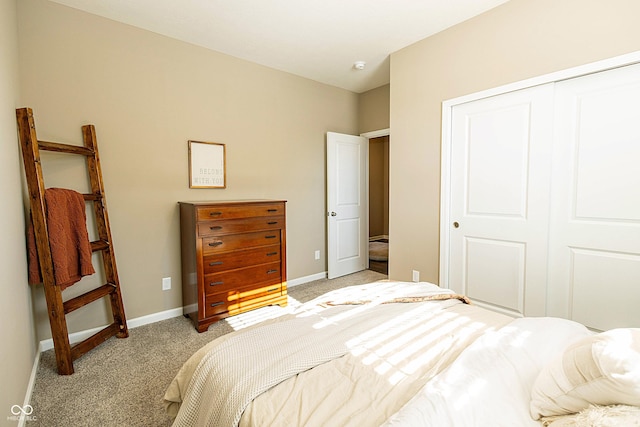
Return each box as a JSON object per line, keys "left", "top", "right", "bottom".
{"left": 325, "top": 128, "right": 390, "bottom": 279}
{"left": 361, "top": 128, "right": 390, "bottom": 270}
{"left": 439, "top": 50, "right": 640, "bottom": 289}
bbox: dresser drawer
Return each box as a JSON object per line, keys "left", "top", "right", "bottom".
{"left": 197, "top": 216, "right": 284, "bottom": 237}
{"left": 204, "top": 292, "right": 240, "bottom": 318}
{"left": 197, "top": 202, "right": 285, "bottom": 221}
{"left": 203, "top": 245, "right": 281, "bottom": 274}
{"left": 204, "top": 262, "right": 282, "bottom": 295}
{"left": 202, "top": 230, "right": 281, "bottom": 254}
{"left": 238, "top": 283, "right": 284, "bottom": 306}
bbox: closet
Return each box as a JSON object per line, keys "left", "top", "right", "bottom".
{"left": 441, "top": 61, "right": 640, "bottom": 331}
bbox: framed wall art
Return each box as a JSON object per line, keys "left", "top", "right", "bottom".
{"left": 188, "top": 140, "right": 226, "bottom": 188}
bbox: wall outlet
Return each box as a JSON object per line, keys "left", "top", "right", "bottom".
{"left": 412, "top": 270, "right": 420, "bottom": 282}
{"left": 314, "top": 250, "right": 320, "bottom": 260}
{"left": 162, "top": 277, "right": 171, "bottom": 291}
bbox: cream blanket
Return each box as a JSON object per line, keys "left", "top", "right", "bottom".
{"left": 165, "top": 281, "right": 512, "bottom": 427}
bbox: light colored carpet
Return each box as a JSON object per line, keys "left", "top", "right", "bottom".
{"left": 28, "top": 269, "right": 386, "bottom": 426}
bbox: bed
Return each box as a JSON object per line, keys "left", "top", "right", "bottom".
{"left": 164, "top": 281, "right": 640, "bottom": 426}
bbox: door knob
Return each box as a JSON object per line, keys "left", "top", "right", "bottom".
{"left": 330, "top": 212, "right": 337, "bottom": 216}
{"left": 453, "top": 221, "right": 460, "bottom": 228}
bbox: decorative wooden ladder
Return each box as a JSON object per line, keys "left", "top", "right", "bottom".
{"left": 16, "top": 107, "right": 128, "bottom": 375}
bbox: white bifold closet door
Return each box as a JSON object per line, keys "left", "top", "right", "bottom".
{"left": 448, "top": 84, "right": 554, "bottom": 317}
{"left": 448, "top": 62, "right": 640, "bottom": 329}
{"left": 547, "top": 63, "right": 640, "bottom": 331}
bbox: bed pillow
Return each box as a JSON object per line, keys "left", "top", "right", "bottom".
{"left": 530, "top": 328, "right": 640, "bottom": 419}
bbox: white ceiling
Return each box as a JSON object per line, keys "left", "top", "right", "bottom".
{"left": 49, "top": 0, "right": 510, "bottom": 93}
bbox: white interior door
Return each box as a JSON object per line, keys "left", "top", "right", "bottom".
{"left": 547, "top": 63, "right": 640, "bottom": 330}
{"left": 327, "top": 132, "right": 368, "bottom": 279}
{"left": 448, "top": 84, "right": 554, "bottom": 317}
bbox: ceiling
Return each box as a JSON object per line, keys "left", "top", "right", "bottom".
{"left": 49, "top": 0, "right": 510, "bottom": 93}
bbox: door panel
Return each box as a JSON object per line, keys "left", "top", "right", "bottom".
{"left": 547, "top": 63, "right": 640, "bottom": 330}
{"left": 449, "top": 84, "right": 554, "bottom": 316}
{"left": 465, "top": 238, "right": 525, "bottom": 313}
{"left": 327, "top": 132, "right": 368, "bottom": 279}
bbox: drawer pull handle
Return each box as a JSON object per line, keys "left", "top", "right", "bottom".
{"left": 209, "top": 261, "right": 223, "bottom": 266}
{"left": 265, "top": 235, "right": 276, "bottom": 239}
{"left": 208, "top": 241, "right": 223, "bottom": 247}
{"left": 267, "top": 209, "right": 278, "bottom": 212}
{"left": 209, "top": 226, "right": 222, "bottom": 230}
{"left": 267, "top": 221, "right": 278, "bottom": 225}
{"left": 209, "top": 281, "right": 224, "bottom": 286}
{"left": 266, "top": 252, "right": 278, "bottom": 256}
{"left": 267, "top": 287, "right": 279, "bottom": 292}
{"left": 210, "top": 301, "right": 224, "bottom": 307}
{"left": 267, "top": 269, "right": 278, "bottom": 274}
{"left": 209, "top": 211, "right": 222, "bottom": 216}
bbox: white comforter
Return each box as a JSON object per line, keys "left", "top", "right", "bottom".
{"left": 165, "top": 281, "right": 593, "bottom": 427}
{"left": 382, "top": 317, "right": 593, "bottom": 427}
{"left": 166, "top": 281, "right": 511, "bottom": 426}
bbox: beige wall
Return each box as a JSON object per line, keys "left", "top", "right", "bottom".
{"left": 0, "top": 0, "right": 38, "bottom": 417}
{"left": 389, "top": 0, "right": 640, "bottom": 282}
{"left": 360, "top": 85, "right": 390, "bottom": 240}
{"left": 358, "top": 84, "right": 390, "bottom": 134}
{"left": 17, "top": 0, "right": 359, "bottom": 339}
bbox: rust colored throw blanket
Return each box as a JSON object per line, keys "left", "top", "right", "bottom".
{"left": 28, "top": 188, "right": 95, "bottom": 290}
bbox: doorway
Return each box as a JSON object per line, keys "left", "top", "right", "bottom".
{"left": 368, "top": 135, "right": 389, "bottom": 275}
{"left": 326, "top": 129, "right": 390, "bottom": 279}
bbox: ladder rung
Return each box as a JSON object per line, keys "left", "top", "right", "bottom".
{"left": 64, "top": 284, "right": 115, "bottom": 314}
{"left": 38, "top": 140, "right": 94, "bottom": 156}
{"left": 90, "top": 239, "right": 110, "bottom": 252}
{"left": 83, "top": 193, "right": 102, "bottom": 201}
{"left": 71, "top": 322, "right": 120, "bottom": 361}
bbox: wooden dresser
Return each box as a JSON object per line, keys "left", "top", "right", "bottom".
{"left": 178, "top": 200, "right": 287, "bottom": 332}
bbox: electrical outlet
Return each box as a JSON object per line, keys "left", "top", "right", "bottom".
{"left": 412, "top": 270, "right": 420, "bottom": 282}
{"left": 162, "top": 277, "right": 171, "bottom": 291}
{"left": 314, "top": 250, "right": 320, "bottom": 260}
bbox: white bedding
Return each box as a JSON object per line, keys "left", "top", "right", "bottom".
{"left": 382, "top": 317, "right": 593, "bottom": 427}
{"left": 166, "top": 281, "right": 511, "bottom": 426}
{"left": 165, "top": 281, "right": 597, "bottom": 427}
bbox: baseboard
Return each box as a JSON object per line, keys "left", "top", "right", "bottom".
{"left": 38, "top": 273, "right": 327, "bottom": 352}
{"left": 287, "top": 271, "right": 326, "bottom": 287}
{"left": 38, "top": 307, "right": 184, "bottom": 352}
{"left": 28, "top": 272, "right": 327, "bottom": 412}
{"left": 17, "top": 350, "right": 41, "bottom": 427}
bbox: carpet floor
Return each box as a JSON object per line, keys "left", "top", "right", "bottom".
{"left": 29, "top": 269, "right": 386, "bottom": 426}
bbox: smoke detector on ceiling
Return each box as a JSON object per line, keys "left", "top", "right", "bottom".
{"left": 353, "top": 61, "right": 366, "bottom": 70}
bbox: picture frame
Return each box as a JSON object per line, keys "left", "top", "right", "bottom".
{"left": 188, "top": 140, "right": 226, "bottom": 188}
